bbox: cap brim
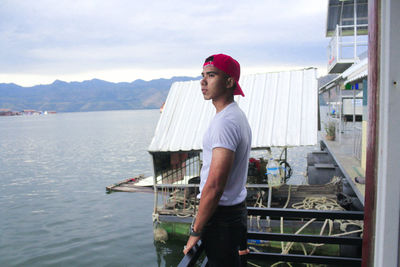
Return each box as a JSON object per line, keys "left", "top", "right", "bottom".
{"left": 233, "top": 82, "right": 244, "bottom": 97}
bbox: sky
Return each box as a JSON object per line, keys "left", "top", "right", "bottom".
{"left": 0, "top": 0, "right": 330, "bottom": 87}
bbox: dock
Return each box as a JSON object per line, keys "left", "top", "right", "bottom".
{"left": 319, "top": 131, "right": 365, "bottom": 205}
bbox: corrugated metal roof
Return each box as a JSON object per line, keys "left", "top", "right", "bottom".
{"left": 148, "top": 68, "right": 318, "bottom": 152}
{"left": 346, "top": 69, "right": 368, "bottom": 83}
{"left": 342, "top": 57, "right": 368, "bottom": 83}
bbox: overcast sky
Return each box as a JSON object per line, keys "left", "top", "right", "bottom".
{"left": 0, "top": 0, "right": 329, "bottom": 86}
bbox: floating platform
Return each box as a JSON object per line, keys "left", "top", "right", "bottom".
{"left": 106, "top": 175, "right": 153, "bottom": 193}
{"left": 155, "top": 181, "right": 344, "bottom": 220}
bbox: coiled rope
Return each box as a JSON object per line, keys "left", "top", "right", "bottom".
{"left": 249, "top": 178, "right": 363, "bottom": 267}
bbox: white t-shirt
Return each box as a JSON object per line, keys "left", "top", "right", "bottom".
{"left": 199, "top": 102, "right": 252, "bottom": 206}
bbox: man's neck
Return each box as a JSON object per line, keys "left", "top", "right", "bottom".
{"left": 213, "top": 97, "right": 234, "bottom": 113}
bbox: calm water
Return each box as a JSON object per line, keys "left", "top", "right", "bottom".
{"left": 0, "top": 110, "right": 318, "bottom": 267}
{"left": 0, "top": 110, "right": 185, "bottom": 267}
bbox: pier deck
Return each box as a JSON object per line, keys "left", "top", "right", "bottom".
{"left": 319, "top": 131, "right": 365, "bottom": 205}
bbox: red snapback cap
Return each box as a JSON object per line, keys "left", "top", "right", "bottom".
{"left": 203, "top": 54, "right": 244, "bottom": 97}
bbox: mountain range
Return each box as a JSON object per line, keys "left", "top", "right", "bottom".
{"left": 0, "top": 76, "right": 200, "bottom": 112}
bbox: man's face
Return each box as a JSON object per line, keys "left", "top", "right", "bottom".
{"left": 200, "top": 65, "right": 229, "bottom": 101}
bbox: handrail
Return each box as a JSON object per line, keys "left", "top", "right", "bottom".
{"left": 154, "top": 183, "right": 274, "bottom": 189}
{"left": 327, "top": 23, "right": 368, "bottom": 72}
{"left": 177, "top": 240, "right": 205, "bottom": 267}
{"left": 248, "top": 231, "right": 362, "bottom": 245}
{"left": 249, "top": 252, "right": 361, "bottom": 266}
{"left": 177, "top": 207, "right": 364, "bottom": 266}
{"left": 247, "top": 207, "right": 364, "bottom": 220}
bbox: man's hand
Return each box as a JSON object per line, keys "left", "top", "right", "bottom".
{"left": 183, "top": 235, "right": 201, "bottom": 255}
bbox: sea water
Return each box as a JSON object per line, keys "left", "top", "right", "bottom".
{"left": 0, "top": 110, "right": 318, "bottom": 266}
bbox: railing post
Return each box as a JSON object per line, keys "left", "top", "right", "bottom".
{"left": 336, "top": 24, "right": 340, "bottom": 61}
{"left": 152, "top": 154, "right": 158, "bottom": 216}
{"left": 354, "top": 0, "right": 358, "bottom": 60}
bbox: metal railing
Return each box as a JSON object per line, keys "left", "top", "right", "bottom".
{"left": 155, "top": 153, "right": 201, "bottom": 185}
{"left": 178, "top": 240, "right": 206, "bottom": 267}
{"left": 328, "top": 24, "right": 368, "bottom": 72}
{"left": 178, "top": 207, "right": 364, "bottom": 266}
{"left": 152, "top": 152, "right": 201, "bottom": 217}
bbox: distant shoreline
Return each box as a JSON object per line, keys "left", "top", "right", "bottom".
{"left": 0, "top": 108, "right": 161, "bottom": 116}
{"left": 0, "top": 76, "right": 198, "bottom": 113}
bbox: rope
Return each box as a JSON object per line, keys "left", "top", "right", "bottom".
{"left": 268, "top": 184, "right": 363, "bottom": 267}
{"left": 248, "top": 261, "right": 262, "bottom": 267}
{"left": 280, "top": 185, "right": 292, "bottom": 251}
{"left": 162, "top": 189, "right": 197, "bottom": 217}
{"left": 270, "top": 261, "right": 293, "bottom": 267}
{"left": 281, "top": 218, "right": 317, "bottom": 254}
{"left": 161, "top": 174, "right": 363, "bottom": 267}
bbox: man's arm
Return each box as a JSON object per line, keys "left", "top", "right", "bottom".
{"left": 183, "top": 147, "right": 234, "bottom": 254}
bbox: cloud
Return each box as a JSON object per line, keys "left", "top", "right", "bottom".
{"left": 0, "top": 0, "right": 329, "bottom": 86}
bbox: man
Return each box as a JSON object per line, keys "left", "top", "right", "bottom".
{"left": 183, "top": 54, "right": 252, "bottom": 266}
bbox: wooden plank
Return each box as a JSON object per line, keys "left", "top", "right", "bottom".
{"left": 268, "top": 183, "right": 341, "bottom": 198}
{"left": 106, "top": 174, "right": 145, "bottom": 192}
{"left": 109, "top": 185, "right": 153, "bottom": 193}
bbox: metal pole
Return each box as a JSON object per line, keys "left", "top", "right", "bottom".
{"left": 336, "top": 24, "right": 340, "bottom": 61}
{"left": 353, "top": 86, "right": 356, "bottom": 156}
{"left": 354, "top": 0, "right": 358, "bottom": 59}
{"left": 267, "top": 186, "right": 272, "bottom": 227}
{"left": 339, "top": 83, "right": 343, "bottom": 133}
{"left": 284, "top": 147, "right": 287, "bottom": 182}
{"left": 328, "top": 86, "right": 331, "bottom": 118}
{"left": 151, "top": 154, "right": 158, "bottom": 218}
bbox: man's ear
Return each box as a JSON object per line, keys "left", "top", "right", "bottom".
{"left": 226, "top": 77, "right": 235, "bottom": 89}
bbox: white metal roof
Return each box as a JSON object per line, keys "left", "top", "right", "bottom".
{"left": 342, "top": 57, "right": 368, "bottom": 83}
{"left": 148, "top": 68, "right": 318, "bottom": 152}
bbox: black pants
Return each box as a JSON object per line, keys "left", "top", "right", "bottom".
{"left": 202, "top": 201, "right": 248, "bottom": 267}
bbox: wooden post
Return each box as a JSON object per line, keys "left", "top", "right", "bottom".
{"left": 361, "top": 0, "right": 379, "bottom": 266}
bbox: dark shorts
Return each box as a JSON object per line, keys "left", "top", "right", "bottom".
{"left": 202, "top": 201, "right": 248, "bottom": 267}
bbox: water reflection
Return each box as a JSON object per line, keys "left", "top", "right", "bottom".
{"left": 154, "top": 238, "right": 187, "bottom": 267}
